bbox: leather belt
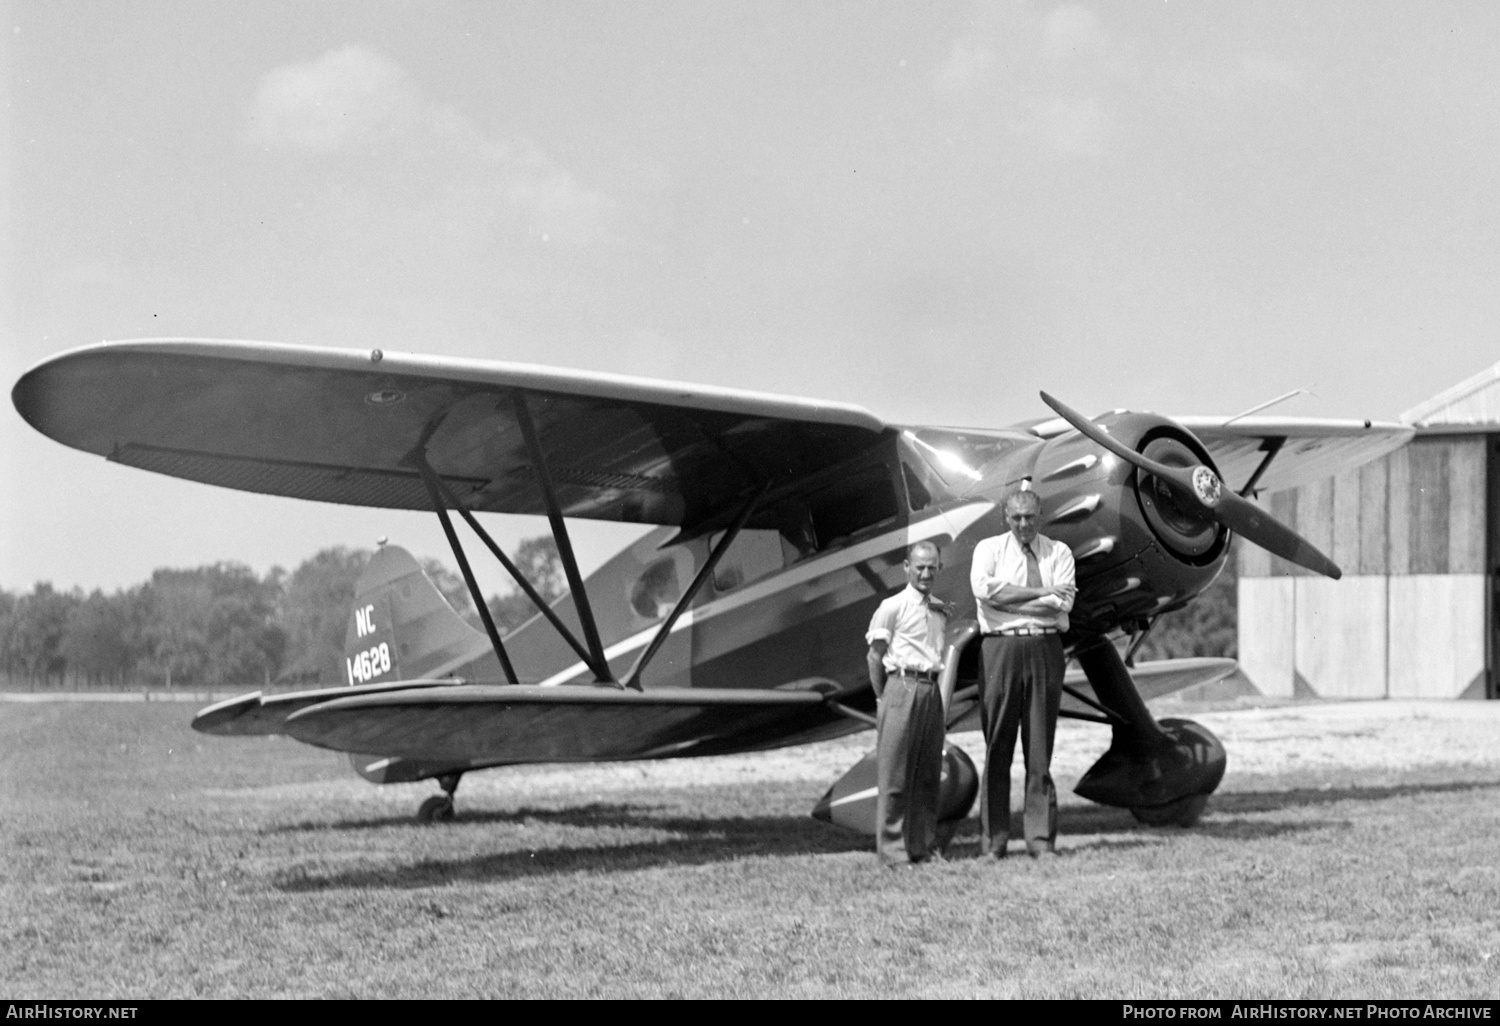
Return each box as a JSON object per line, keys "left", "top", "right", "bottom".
{"left": 891, "top": 666, "right": 940, "bottom": 682}
{"left": 990, "top": 628, "right": 1059, "bottom": 637}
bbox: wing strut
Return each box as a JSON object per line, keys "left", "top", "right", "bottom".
{"left": 512, "top": 392, "right": 614, "bottom": 684}
{"left": 622, "top": 484, "right": 766, "bottom": 690}
{"left": 1237, "top": 436, "right": 1287, "bottom": 497}
{"left": 1060, "top": 681, "right": 1127, "bottom": 726}
{"left": 424, "top": 471, "right": 600, "bottom": 675}
{"left": 417, "top": 461, "right": 520, "bottom": 685}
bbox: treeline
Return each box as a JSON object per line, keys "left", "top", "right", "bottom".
{"left": 0, "top": 538, "right": 562, "bottom": 691}
{"left": 1135, "top": 548, "right": 1237, "bottom": 662}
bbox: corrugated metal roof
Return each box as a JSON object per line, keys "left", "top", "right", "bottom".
{"left": 1400, "top": 360, "right": 1500, "bottom": 426}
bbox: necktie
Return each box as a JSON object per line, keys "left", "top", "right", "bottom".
{"left": 1023, "top": 543, "right": 1042, "bottom": 588}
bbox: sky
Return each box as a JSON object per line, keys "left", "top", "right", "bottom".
{"left": 5, "top": 0, "right": 1499, "bottom": 595}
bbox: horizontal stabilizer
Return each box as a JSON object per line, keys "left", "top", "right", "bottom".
{"left": 946, "top": 657, "right": 1237, "bottom": 732}
{"left": 283, "top": 684, "right": 831, "bottom": 764}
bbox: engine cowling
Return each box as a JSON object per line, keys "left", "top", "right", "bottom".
{"left": 1134, "top": 432, "right": 1228, "bottom": 565}
{"left": 1027, "top": 414, "right": 1231, "bottom": 635}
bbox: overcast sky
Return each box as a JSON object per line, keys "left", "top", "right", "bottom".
{"left": 5, "top": 1, "right": 1498, "bottom": 594}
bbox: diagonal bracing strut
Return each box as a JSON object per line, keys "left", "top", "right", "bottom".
{"left": 416, "top": 460, "right": 520, "bottom": 685}
{"left": 425, "top": 472, "right": 601, "bottom": 677}
{"left": 622, "top": 484, "right": 766, "bottom": 690}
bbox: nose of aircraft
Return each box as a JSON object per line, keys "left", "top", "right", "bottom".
{"left": 1038, "top": 392, "right": 1341, "bottom": 580}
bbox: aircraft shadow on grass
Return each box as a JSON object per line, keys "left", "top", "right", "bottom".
{"left": 273, "top": 806, "right": 869, "bottom": 891}
{"left": 267, "top": 778, "right": 1499, "bottom": 891}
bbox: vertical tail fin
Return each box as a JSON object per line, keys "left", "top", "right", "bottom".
{"left": 343, "top": 543, "right": 497, "bottom": 784}
{"left": 342, "top": 543, "right": 499, "bottom": 686}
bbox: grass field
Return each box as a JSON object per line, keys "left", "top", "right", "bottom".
{"left": 2, "top": 698, "right": 1498, "bottom": 998}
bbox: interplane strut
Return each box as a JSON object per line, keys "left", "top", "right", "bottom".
{"left": 512, "top": 392, "right": 614, "bottom": 684}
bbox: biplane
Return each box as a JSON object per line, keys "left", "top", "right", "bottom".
{"left": 12, "top": 339, "right": 1412, "bottom": 832}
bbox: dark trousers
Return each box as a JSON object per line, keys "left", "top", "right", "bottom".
{"left": 875, "top": 674, "right": 945, "bottom": 865}
{"left": 979, "top": 634, "right": 1065, "bottom": 856}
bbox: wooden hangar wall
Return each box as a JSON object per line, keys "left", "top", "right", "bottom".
{"left": 1238, "top": 362, "right": 1500, "bottom": 702}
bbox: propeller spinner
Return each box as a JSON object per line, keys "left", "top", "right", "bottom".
{"left": 1038, "top": 392, "right": 1341, "bottom": 580}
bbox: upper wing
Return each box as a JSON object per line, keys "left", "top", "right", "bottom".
{"left": 13, "top": 339, "right": 890, "bottom": 528}
{"left": 1171, "top": 416, "right": 1412, "bottom": 495}
{"left": 1024, "top": 413, "right": 1412, "bottom": 496}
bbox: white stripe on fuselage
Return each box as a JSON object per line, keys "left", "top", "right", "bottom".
{"left": 535, "top": 501, "right": 995, "bottom": 688}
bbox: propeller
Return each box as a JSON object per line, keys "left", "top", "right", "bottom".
{"left": 1039, "top": 392, "right": 1342, "bottom": 580}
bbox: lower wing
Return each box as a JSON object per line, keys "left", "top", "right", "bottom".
{"left": 945, "top": 656, "right": 1238, "bottom": 732}
{"left": 199, "top": 683, "right": 833, "bottom": 765}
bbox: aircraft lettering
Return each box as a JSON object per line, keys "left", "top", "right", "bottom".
{"left": 346, "top": 642, "right": 392, "bottom": 684}
{"left": 355, "top": 604, "right": 377, "bottom": 637}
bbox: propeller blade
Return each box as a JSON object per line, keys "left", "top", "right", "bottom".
{"left": 1212, "top": 489, "right": 1341, "bottom": 579}
{"left": 1038, "top": 392, "right": 1342, "bottom": 580}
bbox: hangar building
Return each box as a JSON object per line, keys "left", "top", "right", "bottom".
{"left": 1237, "top": 361, "right": 1500, "bottom": 701}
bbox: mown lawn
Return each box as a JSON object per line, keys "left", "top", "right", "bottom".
{"left": 2, "top": 702, "right": 1497, "bottom": 998}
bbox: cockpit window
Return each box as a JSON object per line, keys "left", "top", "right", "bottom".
{"left": 806, "top": 464, "right": 900, "bottom": 546}
{"left": 630, "top": 557, "right": 682, "bottom": 619}
{"left": 902, "top": 428, "right": 1030, "bottom": 492}
{"left": 711, "top": 528, "right": 789, "bottom": 593}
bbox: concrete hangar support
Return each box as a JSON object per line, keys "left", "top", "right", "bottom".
{"left": 1238, "top": 361, "right": 1500, "bottom": 701}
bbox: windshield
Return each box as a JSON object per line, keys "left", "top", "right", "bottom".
{"left": 900, "top": 427, "right": 1032, "bottom": 493}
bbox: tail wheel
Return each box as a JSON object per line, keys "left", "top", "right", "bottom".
{"left": 1130, "top": 793, "right": 1208, "bottom": 827}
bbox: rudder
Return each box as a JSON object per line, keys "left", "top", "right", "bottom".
{"left": 342, "top": 543, "right": 498, "bottom": 687}
{"left": 342, "top": 543, "right": 497, "bottom": 785}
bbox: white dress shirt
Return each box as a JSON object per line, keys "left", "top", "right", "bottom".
{"left": 865, "top": 584, "right": 947, "bottom": 674}
{"left": 969, "top": 531, "right": 1075, "bottom": 634}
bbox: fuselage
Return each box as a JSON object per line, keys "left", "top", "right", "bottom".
{"left": 450, "top": 411, "right": 1229, "bottom": 758}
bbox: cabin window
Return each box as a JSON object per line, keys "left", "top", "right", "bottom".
{"left": 806, "top": 464, "right": 901, "bottom": 546}
{"left": 711, "top": 528, "right": 788, "bottom": 593}
{"left": 629, "top": 557, "right": 682, "bottom": 619}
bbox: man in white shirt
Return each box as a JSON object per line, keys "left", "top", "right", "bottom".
{"left": 865, "top": 540, "right": 950, "bottom": 866}
{"left": 969, "top": 485, "right": 1076, "bottom": 858}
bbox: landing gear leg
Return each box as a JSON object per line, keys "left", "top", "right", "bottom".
{"left": 417, "top": 772, "right": 463, "bottom": 824}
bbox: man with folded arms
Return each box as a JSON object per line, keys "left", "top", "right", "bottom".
{"left": 970, "top": 484, "right": 1076, "bottom": 859}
